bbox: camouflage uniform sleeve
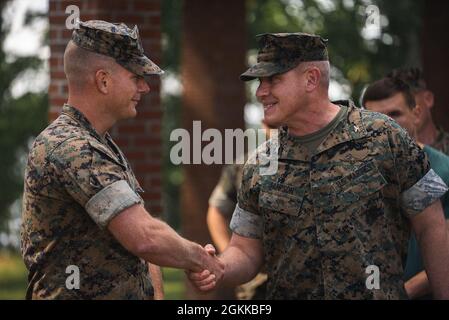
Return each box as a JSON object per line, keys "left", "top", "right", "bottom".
{"left": 388, "top": 122, "right": 449, "bottom": 216}
{"left": 230, "top": 155, "right": 263, "bottom": 239}
{"left": 208, "top": 164, "right": 239, "bottom": 219}
{"left": 49, "top": 137, "right": 142, "bottom": 228}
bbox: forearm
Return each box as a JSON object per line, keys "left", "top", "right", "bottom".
{"left": 109, "top": 204, "right": 207, "bottom": 272}
{"left": 135, "top": 215, "right": 206, "bottom": 271}
{"left": 416, "top": 225, "right": 449, "bottom": 299}
{"left": 413, "top": 201, "right": 449, "bottom": 299}
{"left": 219, "top": 234, "right": 263, "bottom": 288}
{"left": 404, "top": 270, "right": 431, "bottom": 299}
{"left": 148, "top": 263, "right": 164, "bottom": 300}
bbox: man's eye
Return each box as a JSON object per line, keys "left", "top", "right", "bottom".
{"left": 389, "top": 111, "right": 401, "bottom": 118}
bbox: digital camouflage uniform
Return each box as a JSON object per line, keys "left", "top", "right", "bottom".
{"left": 71, "top": 20, "right": 163, "bottom": 77}
{"left": 21, "top": 20, "right": 163, "bottom": 299}
{"left": 233, "top": 33, "right": 449, "bottom": 300}
{"left": 240, "top": 32, "right": 328, "bottom": 81}
{"left": 231, "top": 101, "right": 448, "bottom": 299}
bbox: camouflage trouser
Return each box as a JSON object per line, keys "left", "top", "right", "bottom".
{"left": 236, "top": 273, "right": 267, "bottom": 300}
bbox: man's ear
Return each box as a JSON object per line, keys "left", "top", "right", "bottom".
{"left": 95, "top": 69, "right": 110, "bottom": 94}
{"left": 412, "top": 104, "right": 423, "bottom": 126}
{"left": 423, "top": 90, "right": 434, "bottom": 109}
{"left": 305, "top": 67, "right": 320, "bottom": 92}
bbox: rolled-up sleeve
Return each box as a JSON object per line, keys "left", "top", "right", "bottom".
{"left": 230, "top": 204, "right": 263, "bottom": 239}
{"left": 401, "top": 169, "right": 449, "bottom": 217}
{"left": 86, "top": 180, "right": 142, "bottom": 228}
{"left": 50, "top": 137, "right": 144, "bottom": 229}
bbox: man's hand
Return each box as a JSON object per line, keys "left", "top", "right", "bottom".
{"left": 187, "top": 244, "right": 224, "bottom": 292}
{"left": 188, "top": 234, "right": 263, "bottom": 293}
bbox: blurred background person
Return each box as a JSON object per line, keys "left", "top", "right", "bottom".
{"left": 362, "top": 75, "right": 449, "bottom": 299}
{"left": 207, "top": 121, "right": 275, "bottom": 299}
{"left": 387, "top": 68, "right": 449, "bottom": 155}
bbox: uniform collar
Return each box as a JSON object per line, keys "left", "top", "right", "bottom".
{"left": 61, "top": 104, "right": 112, "bottom": 144}
{"left": 278, "top": 100, "right": 368, "bottom": 161}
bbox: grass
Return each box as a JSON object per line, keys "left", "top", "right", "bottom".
{"left": 0, "top": 250, "right": 185, "bottom": 300}
{"left": 0, "top": 251, "right": 27, "bottom": 300}
{"left": 162, "top": 267, "right": 186, "bottom": 300}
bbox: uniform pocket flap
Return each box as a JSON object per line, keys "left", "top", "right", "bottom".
{"left": 259, "top": 183, "right": 304, "bottom": 216}
{"left": 333, "top": 161, "right": 387, "bottom": 204}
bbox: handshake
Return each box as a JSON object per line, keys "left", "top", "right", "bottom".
{"left": 186, "top": 244, "right": 225, "bottom": 292}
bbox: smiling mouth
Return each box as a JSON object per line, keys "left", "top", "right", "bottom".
{"left": 263, "top": 102, "right": 277, "bottom": 112}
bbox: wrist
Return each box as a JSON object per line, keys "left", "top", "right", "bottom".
{"left": 186, "top": 242, "right": 206, "bottom": 272}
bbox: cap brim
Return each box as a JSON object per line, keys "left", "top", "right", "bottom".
{"left": 240, "top": 61, "right": 290, "bottom": 81}
{"left": 119, "top": 55, "right": 164, "bottom": 77}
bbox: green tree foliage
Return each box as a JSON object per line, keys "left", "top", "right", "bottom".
{"left": 161, "top": 0, "right": 183, "bottom": 229}
{"left": 0, "top": 1, "right": 48, "bottom": 232}
{"left": 161, "top": 0, "right": 182, "bottom": 73}
{"left": 247, "top": 0, "right": 423, "bottom": 103}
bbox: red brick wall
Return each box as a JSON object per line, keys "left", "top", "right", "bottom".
{"left": 422, "top": 0, "right": 449, "bottom": 132}
{"left": 49, "top": 0, "right": 162, "bottom": 216}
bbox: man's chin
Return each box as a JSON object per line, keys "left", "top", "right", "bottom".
{"left": 129, "top": 109, "right": 138, "bottom": 118}
{"left": 263, "top": 116, "right": 281, "bottom": 128}
{"left": 120, "top": 107, "right": 137, "bottom": 120}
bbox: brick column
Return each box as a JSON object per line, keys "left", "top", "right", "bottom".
{"left": 421, "top": 1, "right": 449, "bottom": 131}
{"left": 49, "top": 0, "right": 162, "bottom": 216}
{"left": 181, "top": 0, "right": 247, "bottom": 299}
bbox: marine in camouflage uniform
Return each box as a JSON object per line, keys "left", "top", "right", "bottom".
{"left": 21, "top": 20, "right": 163, "bottom": 299}
{"left": 233, "top": 100, "right": 448, "bottom": 299}
{"left": 215, "top": 33, "right": 449, "bottom": 299}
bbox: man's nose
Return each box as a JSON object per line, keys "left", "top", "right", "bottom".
{"left": 139, "top": 78, "right": 150, "bottom": 94}
{"left": 256, "top": 80, "right": 270, "bottom": 99}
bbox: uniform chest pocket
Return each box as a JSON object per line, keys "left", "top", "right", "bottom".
{"left": 259, "top": 183, "right": 304, "bottom": 216}
{"left": 332, "top": 161, "right": 387, "bottom": 207}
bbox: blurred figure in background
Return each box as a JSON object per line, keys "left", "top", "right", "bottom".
{"left": 387, "top": 68, "right": 449, "bottom": 155}
{"left": 207, "top": 121, "right": 275, "bottom": 299}
{"left": 363, "top": 74, "right": 449, "bottom": 299}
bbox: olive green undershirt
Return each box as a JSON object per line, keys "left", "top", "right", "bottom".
{"left": 294, "top": 105, "right": 348, "bottom": 154}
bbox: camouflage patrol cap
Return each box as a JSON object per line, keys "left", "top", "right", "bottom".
{"left": 72, "top": 20, "right": 163, "bottom": 77}
{"left": 240, "top": 32, "right": 328, "bottom": 81}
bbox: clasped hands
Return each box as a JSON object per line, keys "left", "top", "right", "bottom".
{"left": 186, "top": 244, "right": 224, "bottom": 292}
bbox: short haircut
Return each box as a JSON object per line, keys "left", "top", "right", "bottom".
{"left": 298, "top": 60, "right": 330, "bottom": 90}
{"left": 362, "top": 76, "right": 416, "bottom": 110}
{"left": 64, "top": 40, "right": 117, "bottom": 89}
{"left": 387, "top": 67, "right": 427, "bottom": 93}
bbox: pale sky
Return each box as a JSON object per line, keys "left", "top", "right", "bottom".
{"left": 3, "top": 0, "right": 49, "bottom": 98}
